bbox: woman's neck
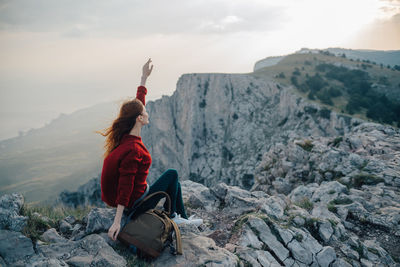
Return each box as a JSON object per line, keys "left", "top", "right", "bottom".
{"left": 129, "top": 124, "right": 142, "bottom": 137}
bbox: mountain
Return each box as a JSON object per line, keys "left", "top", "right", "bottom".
{"left": 0, "top": 101, "right": 118, "bottom": 205}
{"left": 1, "top": 47, "right": 400, "bottom": 266}
{"left": 254, "top": 48, "right": 400, "bottom": 72}
{"left": 0, "top": 47, "right": 399, "bottom": 207}
{"left": 253, "top": 49, "right": 400, "bottom": 126}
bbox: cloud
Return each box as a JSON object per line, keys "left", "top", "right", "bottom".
{"left": 0, "top": 0, "right": 286, "bottom": 38}
{"left": 348, "top": 12, "right": 400, "bottom": 49}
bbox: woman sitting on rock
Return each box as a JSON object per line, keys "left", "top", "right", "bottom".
{"left": 98, "top": 58, "right": 202, "bottom": 242}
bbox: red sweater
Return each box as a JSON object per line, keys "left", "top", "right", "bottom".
{"left": 100, "top": 86, "right": 152, "bottom": 209}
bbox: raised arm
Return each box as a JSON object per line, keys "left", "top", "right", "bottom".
{"left": 136, "top": 58, "right": 153, "bottom": 106}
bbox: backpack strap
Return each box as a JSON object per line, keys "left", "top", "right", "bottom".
{"left": 133, "top": 191, "right": 172, "bottom": 215}
{"left": 169, "top": 219, "right": 183, "bottom": 255}
{"left": 124, "top": 191, "right": 172, "bottom": 228}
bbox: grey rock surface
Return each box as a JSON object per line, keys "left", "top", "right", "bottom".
{"left": 0, "top": 193, "right": 27, "bottom": 232}
{"left": 2, "top": 56, "right": 400, "bottom": 266}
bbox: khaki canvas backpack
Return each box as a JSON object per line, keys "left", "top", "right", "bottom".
{"left": 117, "top": 191, "right": 183, "bottom": 259}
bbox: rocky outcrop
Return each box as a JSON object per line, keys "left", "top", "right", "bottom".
{"left": 2, "top": 166, "right": 399, "bottom": 266}
{"left": 0, "top": 191, "right": 239, "bottom": 266}
{"left": 2, "top": 53, "right": 399, "bottom": 265}
{"left": 252, "top": 122, "right": 400, "bottom": 195}
{"left": 179, "top": 180, "right": 400, "bottom": 266}
{"left": 56, "top": 174, "right": 105, "bottom": 209}
{"left": 143, "top": 73, "right": 362, "bottom": 190}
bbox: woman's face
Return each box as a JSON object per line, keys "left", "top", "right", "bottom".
{"left": 139, "top": 106, "right": 149, "bottom": 125}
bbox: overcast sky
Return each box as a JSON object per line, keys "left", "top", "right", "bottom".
{"left": 0, "top": 0, "right": 399, "bottom": 140}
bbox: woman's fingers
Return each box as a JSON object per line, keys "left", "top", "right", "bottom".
{"left": 108, "top": 223, "right": 120, "bottom": 241}
{"left": 144, "top": 58, "right": 151, "bottom": 67}
{"left": 142, "top": 58, "right": 153, "bottom": 77}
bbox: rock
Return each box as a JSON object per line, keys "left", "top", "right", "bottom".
{"left": 153, "top": 232, "right": 238, "bottom": 267}
{"left": 64, "top": 215, "right": 76, "bottom": 225}
{"left": 59, "top": 220, "right": 72, "bottom": 234}
{"left": 316, "top": 246, "right": 337, "bottom": 267}
{"left": 0, "top": 229, "right": 35, "bottom": 265}
{"left": 319, "top": 221, "right": 334, "bottom": 243}
{"left": 57, "top": 175, "right": 105, "bottom": 208}
{"left": 247, "top": 216, "right": 290, "bottom": 262}
{"left": 339, "top": 244, "right": 359, "bottom": 260}
{"left": 0, "top": 193, "right": 28, "bottom": 232}
{"left": 235, "top": 246, "right": 281, "bottom": 267}
{"left": 275, "top": 227, "right": 294, "bottom": 246}
{"left": 331, "top": 258, "right": 352, "bottom": 267}
{"left": 71, "top": 223, "right": 83, "bottom": 237}
{"left": 25, "top": 254, "right": 68, "bottom": 267}
{"left": 238, "top": 224, "right": 263, "bottom": 249}
{"left": 65, "top": 255, "right": 94, "bottom": 267}
{"left": 271, "top": 177, "right": 292, "bottom": 195}
{"left": 289, "top": 185, "right": 317, "bottom": 203}
{"left": 287, "top": 239, "right": 313, "bottom": 265}
{"left": 219, "top": 185, "right": 262, "bottom": 216}
{"left": 311, "top": 181, "right": 348, "bottom": 204}
{"left": 37, "top": 234, "right": 126, "bottom": 266}
{"left": 41, "top": 228, "right": 68, "bottom": 243}
{"left": 360, "top": 258, "right": 374, "bottom": 267}
{"left": 85, "top": 208, "right": 117, "bottom": 234}
{"left": 259, "top": 196, "right": 287, "bottom": 220}
{"left": 181, "top": 180, "right": 220, "bottom": 212}
{"left": 293, "top": 216, "right": 305, "bottom": 226}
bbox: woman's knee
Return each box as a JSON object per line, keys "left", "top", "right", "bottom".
{"left": 165, "top": 168, "right": 178, "bottom": 179}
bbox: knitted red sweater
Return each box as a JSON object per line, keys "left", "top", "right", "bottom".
{"left": 100, "top": 86, "right": 152, "bottom": 209}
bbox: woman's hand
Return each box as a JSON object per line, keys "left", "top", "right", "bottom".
{"left": 108, "top": 221, "right": 121, "bottom": 241}
{"left": 142, "top": 58, "right": 153, "bottom": 79}
{"left": 140, "top": 58, "right": 153, "bottom": 86}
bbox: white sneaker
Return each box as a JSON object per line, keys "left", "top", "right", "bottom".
{"left": 187, "top": 215, "right": 203, "bottom": 227}
{"left": 172, "top": 214, "right": 203, "bottom": 226}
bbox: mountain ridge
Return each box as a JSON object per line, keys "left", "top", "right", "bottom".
{"left": 0, "top": 47, "right": 399, "bottom": 206}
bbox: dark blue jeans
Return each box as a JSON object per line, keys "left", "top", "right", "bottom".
{"left": 123, "top": 169, "right": 188, "bottom": 219}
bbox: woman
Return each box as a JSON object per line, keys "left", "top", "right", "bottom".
{"left": 98, "top": 59, "right": 201, "bottom": 242}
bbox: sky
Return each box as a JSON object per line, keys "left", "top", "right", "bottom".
{"left": 0, "top": 0, "right": 399, "bottom": 140}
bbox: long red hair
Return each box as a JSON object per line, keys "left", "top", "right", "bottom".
{"left": 96, "top": 98, "right": 144, "bottom": 159}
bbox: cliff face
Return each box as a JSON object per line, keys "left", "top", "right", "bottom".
{"left": 3, "top": 55, "right": 400, "bottom": 266}
{"left": 143, "top": 73, "right": 360, "bottom": 189}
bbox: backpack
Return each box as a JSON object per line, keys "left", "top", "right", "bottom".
{"left": 117, "top": 191, "right": 183, "bottom": 259}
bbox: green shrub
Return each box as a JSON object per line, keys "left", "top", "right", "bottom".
{"left": 328, "top": 219, "right": 338, "bottom": 227}
{"left": 328, "top": 136, "right": 343, "bottom": 147}
{"left": 330, "top": 198, "right": 353, "bottom": 205}
{"left": 327, "top": 86, "right": 342, "bottom": 97}
{"left": 316, "top": 90, "right": 333, "bottom": 105}
{"left": 291, "top": 75, "right": 298, "bottom": 86}
{"left": 352, "top": 173, "right": 385, "bottom": 188}
{"left": 20, "top": 203, "right": 93, "bottom": 243}
{"left": 318, "top": 108, "right": 331, "bottom": 119}
{"left": 295, "top": 197, "right": 314, "bottom": 212}
{"left": 293, "top": 68, "right": 301, "bottom": 76}
{"left": 305, "top": 73, "right": 326, "bottom": 93}
{"left": 295, "top": 233, "right": 303, "bottom": 242}
{"left": 327, "top": 203, "right": 337, "bottom": 213}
